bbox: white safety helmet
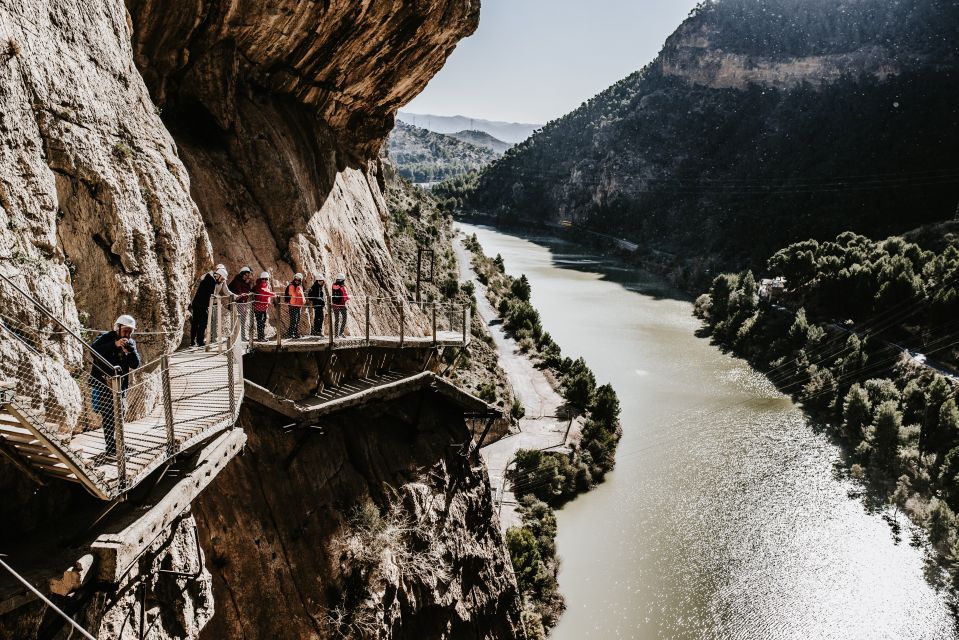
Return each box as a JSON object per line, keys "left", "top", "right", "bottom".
{"left": 259, "top": 271, "right": 270, "bottom": 280}
{"left": 215, "top": 263, "right": 225, "bottom": 271}
{"left": 336, "top": 272, "right": 346, "bottom": 281}
{"left": 293, "top": 272, "right": 303, "bottom": 280}
{"left": 215, "top": 267, "right": 228, "bottom": 280}
{"left": 115, "top": 314, "right": 136, "bottom": 330}
{"left": 239, "top": 266, "right": 252, "bottom": 274}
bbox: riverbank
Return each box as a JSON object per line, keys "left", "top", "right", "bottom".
{"left": 696, "top": 232, "right": 959, "bottom": 594}
{"left": 454, "top": 224, "right": 624, "bottom": 635}
{"left": 459, "top": 222, "right": 958, "bottom": 640}
{"left": 454, "top": 234, "right": 575, "bottom": 530}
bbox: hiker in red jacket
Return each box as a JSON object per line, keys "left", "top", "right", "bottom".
{"left": 285, "top": 273, "right": 306, "bottom": 339}
{"left": 331, "top": 273, "right": 350, "bottom": 338}
{"left": 229, "top": 266, "right": 254, "bottom": 341}
{"left": 252, "top": 272, "right": 275, "bottom": 341}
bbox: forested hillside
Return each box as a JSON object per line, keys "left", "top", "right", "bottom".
{"left": 468, "top": 0, "right": 959, "bottom": 279}
{"left": 697, "top": 229, "right": 959, "bottom": 585}
{"left": 387, "top": 121, "right": 498, "bottom": 183}
{"left": 450, "top": 129, "right": 511, "bottom": 154}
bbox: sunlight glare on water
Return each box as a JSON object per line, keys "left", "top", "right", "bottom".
{"left": 458, "top": 222, "right": 958, "bottom": 640}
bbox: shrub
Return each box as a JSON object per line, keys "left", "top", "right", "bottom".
{"left": 511, "top": 274, "right": 532, "bottom": 302}
{"left": 564, "top": 369, "right": 596, "bottom": 414}
{"left": 511, "top": 398, "right": 526, "bottom": 420}
{"left": 589, "top": 383, "right": 621, "bottom": 424}
{"left": 477, "top": 382, "right": 497, "bottom": 403}
{"left": 842, "top": 384, "right": 872, "bottom": 441}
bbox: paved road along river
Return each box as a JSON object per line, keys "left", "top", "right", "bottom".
{"left": 457, "top": 223, "right": 958, "bottom": 640}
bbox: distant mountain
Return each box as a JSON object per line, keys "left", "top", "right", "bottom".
{"left": 449, "top": 130, "right": 511, "bottom": 155}
{"left": 387, "top": 121, "right": 497, "bottom": 184}
{"left": 397, "top": 111, "right": 541, "bottom": 144}
{"left": 469, "top": 0, "right": 959, "bottom": 278}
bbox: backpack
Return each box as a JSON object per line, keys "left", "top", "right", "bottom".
{"left": 331, "top": 285, "right": 345, "bottom": 305}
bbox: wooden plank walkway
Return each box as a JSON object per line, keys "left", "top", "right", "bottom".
{"left": 0, "top": 343, "right": 242, "bottom": 499}
{"left": 245, "top": 371, "right": 500, "bottom": 423}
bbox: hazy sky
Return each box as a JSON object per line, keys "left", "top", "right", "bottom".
{"left": 404, "top": 0, "right": 702, "bottom": 124}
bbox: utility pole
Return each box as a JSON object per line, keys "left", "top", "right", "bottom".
{"left": 953, "top": 198, "right": 959, "bottom": 221}
{"left": 415, "top": 247, "right": 435, "bottom": 303}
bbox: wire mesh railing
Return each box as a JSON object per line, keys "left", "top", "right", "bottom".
{"left": 246, "top": 295, "right": 472, "bottom": 349}
{"left": 0, "top": 273, "right": 243, "bottom": 499}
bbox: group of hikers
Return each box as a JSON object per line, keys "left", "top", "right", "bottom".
{"left": 189, "top": 265, "right": 351, "bottom": 345}
{"left": 84, "top": 264, "right": 351, "bottom": 461}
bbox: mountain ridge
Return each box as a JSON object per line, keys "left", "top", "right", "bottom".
{"left": 467, "top": 0, "right": 959, "bottom": 284}
{"left": 397, "top": 111, "right": 541, "bottom": 144}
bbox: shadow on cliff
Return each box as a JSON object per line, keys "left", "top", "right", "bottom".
{"left": 192, "top": 388, "right": 522, "bottom": 640}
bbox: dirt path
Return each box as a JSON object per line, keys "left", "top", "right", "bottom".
{"left": 454, "top": 233, "right": 573, "bottom": 530}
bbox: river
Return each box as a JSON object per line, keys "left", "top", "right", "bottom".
{"left": 457, "top": 223, "right": 959, "bottom": 640}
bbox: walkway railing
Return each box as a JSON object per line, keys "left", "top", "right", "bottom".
{"left": 0, "top": 273, "right": 243, "bottom": 499}
{"left": 244, "top": 296, "right": 472, "bottom": 349}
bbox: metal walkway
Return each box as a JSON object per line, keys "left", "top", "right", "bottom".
{"left": 0, "top": 275, "right": 473, "bottom": 499}
{"left": 0, "top": 275, "right": 243, "bottom": 500}
{"left": 245, "top": 370, "right": 498, "bottom": 423}
{"left": 246, "top": 298, "right": 471, "bottom": 353}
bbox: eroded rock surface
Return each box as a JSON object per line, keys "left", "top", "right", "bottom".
{"left": 194, "top": 394, "right": 521, "bottom": 639}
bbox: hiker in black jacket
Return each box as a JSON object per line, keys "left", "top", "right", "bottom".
{"left": 90, "top": 315, "right": 140, "bottom": 459}
{"left": 308, "top": 274, "right": 326, "bottom": 337}
{"left": 190, "top": 267, "right": 229, "bottom": 346}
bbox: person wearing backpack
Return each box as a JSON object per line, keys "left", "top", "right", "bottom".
{"left": 331, "top": 273, "right": 350, "bottom": 338}
{"left": 307, "top": 274, "right": 326, "bottom": 337}
{"left": 285, "top": 273, "right": 306, "bottom": 339}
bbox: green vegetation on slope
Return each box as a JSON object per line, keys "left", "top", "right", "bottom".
{"left": 464, "top": 233, "right": 623, "bottom": 504}
{"left": 382, "top": 157, "right": 516, "bottom": 417}
{"left": 466, "top": 0, "right": 959, "bottom": 281}
{"left": 697, "top": 230, "right": 959, "bottom": 587}
{"left": 387, "top": 121, "right": 498, "bottom": 183}
{"left": 465, "top": 234, "right": 623, "bottom": 635}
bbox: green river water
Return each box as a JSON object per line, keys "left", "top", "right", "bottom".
{"left": 458, "top": 222, "right": 958, "bottom": 640}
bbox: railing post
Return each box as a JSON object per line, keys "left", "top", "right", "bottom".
{"left": 216, "top": 299, "right": 224, "bottom": 354}
{"left": 227, "top": 331, "right": 237, "bottom": 419}
{"left": 328, "top": 300, "right": 334, "bottom": 348}
{"left": 161, "top": 355, "right": 175, "bottom": 456}
{"left": 248, "top": 304, "right": 255, "bottom": 351}
{"left": 432, "top": 304, "right": 437, "bottom": 346}
{"left": 109, "top": 374, "right": 126, "bottom": 490}
{"left": 399, "top": 302, "right": 405, "bottom": 348}
{"left": 275, "top": 301, "right": 282, "bottom": 348}
{"left": 462, "top": 306, "right": 468, "bottom": 345}
{"left": 204, "top": 298, "right": 214, "bottom": 352}
{"left": 365, "top": 298, "right": 371, "bottom": 345}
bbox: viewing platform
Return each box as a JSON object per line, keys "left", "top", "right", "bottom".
{"left": 0, "top": 277, "right": 476, "bottom": 500}
{"left": 0, "top": 274, "right": 243, "bottom": 500}
{"left": 245, "top": 297, "right": 471, "bottom": 353}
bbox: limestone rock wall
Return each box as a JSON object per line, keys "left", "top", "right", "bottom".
{"left": 123, "top": 0, "right": 480, "bottom": 335}
{"left": 0, "top": 0, "right": 207, "bottom": 352}
{"left": 193, "top": 395, "right": 522, "bottom": 639}
{"left": 659, "top": 20, "right": 902, "bottom": 90}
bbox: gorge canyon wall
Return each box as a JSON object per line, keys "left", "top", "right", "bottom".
{"left": 0, "top": 0, "right": 523, "bottom": 637}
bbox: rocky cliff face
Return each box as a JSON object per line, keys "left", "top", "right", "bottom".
{"left": 123, "top": 0, "right": 480, "bottom": 333}
{"left": 0, "top": 0, "right": 479, "bottom": 346}
{"left": 0, "top": 0, "right": 206, "bottom": 353}
{"left": 1, "top": 0, "right": 516, "bottom": 638}
{"left": 193, "top": 393, "right": 521, "bottom": 639}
